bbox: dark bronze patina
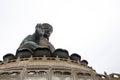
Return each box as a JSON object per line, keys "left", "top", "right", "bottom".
{"left": 16, "top": 23, "right": 55, "bottom": 54}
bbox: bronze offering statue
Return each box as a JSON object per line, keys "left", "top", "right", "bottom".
{"left": 16, "top": 23, "right": 55, "bottom": 58}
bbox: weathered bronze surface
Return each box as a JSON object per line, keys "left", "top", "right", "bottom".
{"left": 17, "top": 23, "right": 55, "bottom": 54}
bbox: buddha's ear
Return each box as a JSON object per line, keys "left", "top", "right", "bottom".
{"left": 35, "top": 23, "right": 44, "bottom": 35}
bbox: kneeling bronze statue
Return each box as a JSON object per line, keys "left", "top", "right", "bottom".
{"left": 16, "top": 23, "right": 55, "bottom": 58}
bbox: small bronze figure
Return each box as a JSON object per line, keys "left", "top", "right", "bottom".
{"left": 16, "top": 23, "right": 55, "bottom": 55}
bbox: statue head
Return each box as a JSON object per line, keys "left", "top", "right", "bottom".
{"left": 35, "top": 23, "right": 53, "bottom": 40}
{"left": 42, "top": 23, "right": 53, "bottom": 39}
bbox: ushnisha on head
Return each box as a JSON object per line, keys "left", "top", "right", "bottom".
{"left": 35, "top": 23, "right": 53, "bottom": 40}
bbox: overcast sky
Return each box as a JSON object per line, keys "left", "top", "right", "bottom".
{"left": 0, "top": 0, "right": 120, "bottom": 74}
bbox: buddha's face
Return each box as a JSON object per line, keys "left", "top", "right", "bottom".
{"left": 42, "top": 23, "right": 53, "bottom": 38}
{"left": 35, "top": 23, "right": 53, "bottom": 38}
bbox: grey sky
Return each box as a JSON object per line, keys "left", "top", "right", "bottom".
{"left": 0, "top": 0, "right": 120, "bottom": 74}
